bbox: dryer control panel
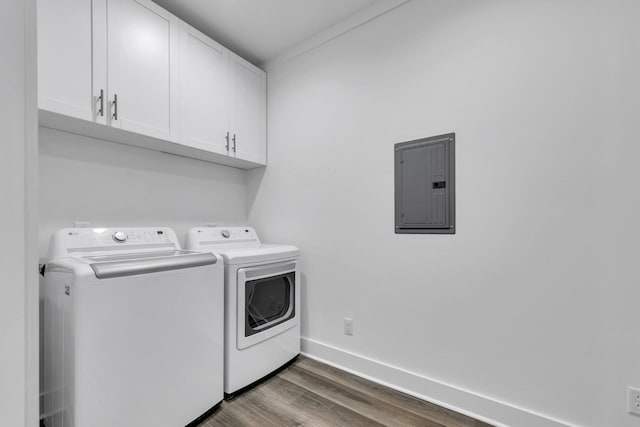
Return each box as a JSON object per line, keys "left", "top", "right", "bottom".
{"left": 197, "top": 227, "right": 258, "bottom": 242}
{"left": 185, "top": 227, "right": 261, "bottom": 250}
{"left": 217, "top": 228, "right": 257, "bottom": 241}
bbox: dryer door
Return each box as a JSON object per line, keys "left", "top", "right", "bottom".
{"left": 237, "top": 261, "right": 298, "bottom": 350}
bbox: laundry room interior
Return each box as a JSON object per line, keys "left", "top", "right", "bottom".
{"left": 2, "top": 0, "right": 640, "bottom": 427}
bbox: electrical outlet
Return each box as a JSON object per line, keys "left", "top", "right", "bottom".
{"left": 629, "top": 386, "right": 640, "bottom": 416}
{"left": 344, "top": 318, "right": 353, "bottom": 336}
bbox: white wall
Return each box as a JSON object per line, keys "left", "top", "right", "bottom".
{"left": 39, "top": 127, "right": 248, "bottom": 257}
{"left": 248, "top": 1, "right": 640, "bottom": 426}
{"left": 0, "top": 0, "right": 38, "bottom": 425}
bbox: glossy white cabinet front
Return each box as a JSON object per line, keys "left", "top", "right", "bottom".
{"left": 102, "top": 0, "right": 178, "bottom": 141}
{"left": 37, "top": 0, "right": 94, "bottom": 121}
{"left": 229, "top": 53, "right": 267, "bottom": 165}
{"left": 178, "top": 22, "right": 229, "bottom": 155}
{"left": 178, "top": 23, "right": 267, "bottom": 165}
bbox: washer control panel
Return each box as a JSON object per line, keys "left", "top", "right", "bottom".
{"left": 112, "top": 231, "right": 128, "bottom": 243}
{"left": 50, "top": 227, "right": 179, "bottom": 258}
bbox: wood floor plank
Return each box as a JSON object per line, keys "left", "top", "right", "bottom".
{"left": 296, "top": 356, "right": 477, "bottom": 427}
{"left": 251, "top": 370, "right": 309, "bottom": 407}
{"left": 241, "top": 392, "right": 305, "bottom": 426}
{"left": 200, "top": 408, "right": 247, "bottom": 427}
{"left": 281, "top": 363, "right": 446, "bottom": 427}
{"left": 199, "top": 356, "right": 494, "bottom": 427}
{"left": 253, "top": 376, "right": 388, "bottom": 427}
{"left": 211, "top": 385, "right": 305, "bottom": 427}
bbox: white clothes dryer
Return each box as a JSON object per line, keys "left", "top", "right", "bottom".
{"left": 42, "top": 227, "right": 224, "bottom": 427}
{"left": 185, "top": 227, "right": 300, "bottom": 396}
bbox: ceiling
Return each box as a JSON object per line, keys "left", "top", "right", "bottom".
{"left": 153, "top": 0, "right": 381, "bottom": 66}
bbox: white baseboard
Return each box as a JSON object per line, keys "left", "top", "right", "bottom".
{"left": 301, "top": 337, "right": 580, "bottom": 427}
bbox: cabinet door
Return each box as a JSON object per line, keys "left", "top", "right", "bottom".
{"left": 178, "top": 22, "right": 229, "bottom": 155}
{"left": 38, "top": 0, "right": 95, "bottom": 121}
{"left": 229, "top": 53, "right": 267, "bottom": 165}
{"left": 106, "top": 0, "right": 178, "bottom": 141}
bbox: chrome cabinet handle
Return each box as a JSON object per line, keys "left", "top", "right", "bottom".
{"left": 112, "top": 94, "right": 118, "bottom": 120}
{"left": 97, "top": 89, "right": 104, "bottom": 117}
{"left": 232, "top": 133, "right": 236, "bottom": 153}
{"left": 225, "top": 131, "right": 230, "bottom": 152}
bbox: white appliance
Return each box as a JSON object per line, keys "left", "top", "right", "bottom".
{"left": 42, "top": 227, "right": 224, "bottom": 427}
{"left": 185, "top": 227, "right": 300, "bottom": 395}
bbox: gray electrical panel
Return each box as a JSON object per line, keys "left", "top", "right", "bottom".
{"left": 394, "top": 133, "right": 455, "bottom": 234}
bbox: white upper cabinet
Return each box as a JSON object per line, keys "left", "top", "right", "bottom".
{"left": 100, "top": 0, "right": 178, "bottom": 141}
{"left": 229, "top": 53, "right": 267, "bottom": 165}
{"left": 37, "top": 0, "right": 94, "bottom": 121}
{"left": 178, "top": 22, "right": 229, "bottom": 155}
{"left": 37, "top": 0, "right": 266, "bottom": 168}
{"left": 178, "top": 25, "right": 267, "bottom": 165}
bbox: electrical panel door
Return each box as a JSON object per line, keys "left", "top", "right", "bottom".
{"left": 395, "top": 133, "right": 455, "bottom": 234}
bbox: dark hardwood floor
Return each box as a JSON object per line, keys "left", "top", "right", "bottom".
{"left": 199, "top": 356, "right": 494, "bottom": 427}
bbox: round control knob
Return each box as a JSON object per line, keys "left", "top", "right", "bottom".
{"left": 220, "top": 230, "right": 231, "bottom": 239}
{"left": 112, "top": 231, "right": 128, "bottom": 243}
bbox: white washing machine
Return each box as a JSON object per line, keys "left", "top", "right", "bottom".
{"left": 185, "top": 227, "right": 300, "bottom": 395}
{"left": 41, "top": 227, "right": 224, "bottom": 427}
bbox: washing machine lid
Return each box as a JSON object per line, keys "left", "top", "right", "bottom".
{"left": 215, "top": 244, "right": 300, "bottom": 265}
{"left": 47, "top": 227, "right": 219, "bottom": 279}
{"left": 81, "top": 250, "right": 218, "bottom": 279}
